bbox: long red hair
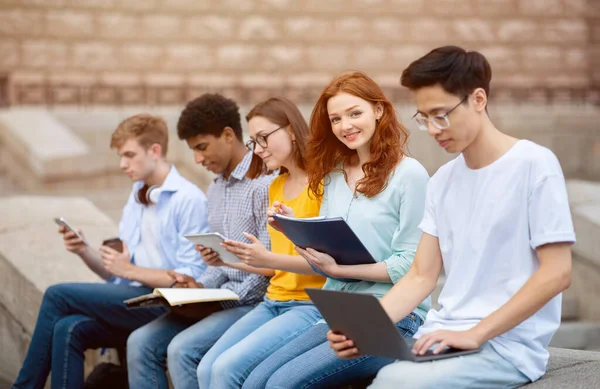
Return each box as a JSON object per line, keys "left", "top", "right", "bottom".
{"left": 307, "top": 71, "right": 409, "bottom": 198}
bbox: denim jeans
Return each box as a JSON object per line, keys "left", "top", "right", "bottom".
{"left": 11, "top": 283, "right": 166, "bottom": 389}
{"left": 196, "top": 297, "right": 322, "bottom": 389}
{"left": 243, "top": 312, "right": 422, "bottom": 389}
{"left": 126, "top": 305, "right": 253, "bottom": 389}
{"left": 369, "top": 342, "right": 530, "bottom": 389}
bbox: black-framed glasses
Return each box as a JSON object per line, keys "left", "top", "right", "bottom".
{"left": 412, "top": 95, "right": 468, "bottom": 131}
{"left": 245, "top": 125, "right": 286, "bottom": 151}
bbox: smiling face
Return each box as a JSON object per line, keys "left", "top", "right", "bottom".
{"left": 248, "top": 115, "right": 294, "bottom": 171}
{"left": 117, "top": 137, "right": 159, "bottom": 182}
{"left": 413, "top": 84, "right": 485, "bottom": 154}
{"left": 326, "top": 92, "right": 382, "bottom": 153}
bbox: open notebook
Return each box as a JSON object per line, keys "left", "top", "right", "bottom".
{"left": 124, "top": 288, "right": 240, "bottom": 309}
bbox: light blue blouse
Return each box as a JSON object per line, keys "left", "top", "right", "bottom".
{"left": 320, "top": 157, "right": 431, "bottom": 321}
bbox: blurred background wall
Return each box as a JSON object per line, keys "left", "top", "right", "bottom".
{"left": 0, "top": 0, "right": 599, "bottom": 216}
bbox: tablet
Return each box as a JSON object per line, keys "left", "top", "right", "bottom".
{"left": 184, "top": 233, "right": 241, "bottom": 264}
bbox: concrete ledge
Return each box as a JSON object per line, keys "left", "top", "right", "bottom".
{"left": 0, "top": 109, "right": 89, "bottom": 179}
{"left": 566, "top": 180, "right": 600, "bottom": 322}
{"left": 0, "top": 196, "right": 117, "bottom": 383}
{"left": 523, "top": 348, "right": 600, "bottom": 388}
{"left": 568, "top": 179, "right": 600, "bottom": 267}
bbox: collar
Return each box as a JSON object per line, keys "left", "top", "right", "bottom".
{"left": 218, "top": 151, "right": 253, "bottom": 182}
{"left": 133, "top": 165, "right": 182, "bottom": 192}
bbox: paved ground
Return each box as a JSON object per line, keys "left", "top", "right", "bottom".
{"left": 0, "top": 378, "right": 11, "bottom": 389}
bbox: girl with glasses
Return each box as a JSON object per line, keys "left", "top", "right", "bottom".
{"left": 195, "top": 97, "right": 327, "bottom": 388}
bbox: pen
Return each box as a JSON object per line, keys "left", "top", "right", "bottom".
{"left": 169, "top": 281, "right": 177, "bottom": 288}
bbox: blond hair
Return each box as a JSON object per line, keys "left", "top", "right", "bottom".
{"left": 110, "top": 114, "right": 169, "bottom": 156}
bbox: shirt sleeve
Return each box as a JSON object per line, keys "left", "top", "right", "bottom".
{"left": 384, "top": 163, "right": 429, "bottom": 284}
{"left": 117, "top": 189, "right": 137, "bottom": 260}
{"left": 253, "top": 180, "right": 272, "bottom": 250}
{"left": 219, "top": 273, "right": 270, "bottom": 309}
{"left": 196, "top": 266, "right": 228, "bottom": 289}
{"left": 172, "top": 193, "right": 210, "bottom": 279}
{"left": 528, "top": 174, "right": 576, "bottom": 249}
{"left": 418, "top": 178, "right": 438, "bottom": 238}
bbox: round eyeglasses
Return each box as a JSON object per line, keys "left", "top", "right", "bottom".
{"left": 412, "top": 96, "right": 468, "bottom": 131}
{"left": 245, "top": 125, "right": 286, "bottom": 151}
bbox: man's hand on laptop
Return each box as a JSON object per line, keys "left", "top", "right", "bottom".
{"left": 167, "top": 270, "right": 202, "bottom": 288}
{"left": 327, "top": 330, "right": 360, "bottom": 359}
{"left": 412, "top": 329, "right": 482, "bottom": 356}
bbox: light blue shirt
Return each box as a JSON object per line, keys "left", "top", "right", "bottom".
{"left": 320, "top": 157, "right": 431, "bottom": 321}
{"left": 112, "top": 165, "right": 209, "bottom": 284}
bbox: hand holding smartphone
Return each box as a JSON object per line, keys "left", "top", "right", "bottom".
{"left": 54, "top": 217, "right": 91, "bottom": 246}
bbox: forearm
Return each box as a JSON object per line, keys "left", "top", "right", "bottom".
{"left": 124, "top": 266, "right": 175, "bottom": 288}
{"left": 471, "top": 266, "right": 571, "bottom": 344}
{"left": 227, "top": 262, "right": 275, "bottom": 276}
{"left": 264, "top": 252, "right": 317, "bottom": 275}
{"left": 381, "top": 268, "right": 438, "bottom": 322}
{"left": 79, "top": 247, "right": 112, "bottom": 280}
{"left": 331, "top": 262, "right": 391, "bottom": 283}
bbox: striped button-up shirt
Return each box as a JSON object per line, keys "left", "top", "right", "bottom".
{"left": 197, "top": 152, "right": 274, "bottom": 308}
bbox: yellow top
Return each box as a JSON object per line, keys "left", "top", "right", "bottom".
{"left": 265, "top": 174, "right": 326, "bottom": 301}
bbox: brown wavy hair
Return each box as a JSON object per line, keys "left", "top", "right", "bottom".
{"left": 246, "top": 97, "right": 309, "bottom": 179}
{"left": 307, "top": 71, "right": 409, "bottom": 198}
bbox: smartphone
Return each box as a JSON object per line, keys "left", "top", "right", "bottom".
{"left": 102, "top": 237, "right": 123, "bottom": 253}
{"left": 54, "top": 217, "right": 90, "bottom": 246}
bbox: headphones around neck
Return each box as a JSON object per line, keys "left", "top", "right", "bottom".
{"left": 134, "top": 185, "right": 162, "bottom": 206}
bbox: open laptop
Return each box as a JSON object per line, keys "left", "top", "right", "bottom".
{"left": 305, "top": 288, "right": 481, "bottom": 362}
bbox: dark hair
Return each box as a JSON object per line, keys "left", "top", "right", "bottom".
{"left": 401, "top": 46, "right": 492, "bottom": 99}
{"left": 177, "top": 93, "right": 243, "bottom": 141}
{"left": 307, "top": 71, "right": 409, "bottom": 199}
{"left": 246, "top": 97, "right": 309, "bottom": 179}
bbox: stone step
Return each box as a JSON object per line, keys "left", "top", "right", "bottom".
{"left": 549, "top": 321, "right": 600, "bottom": 350}
{"left": 431, "top": 276, "right": 579, "bottom": 321}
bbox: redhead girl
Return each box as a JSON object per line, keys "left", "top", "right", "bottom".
{"left": 241, "top": 72, "right": 431, "bottom": 389}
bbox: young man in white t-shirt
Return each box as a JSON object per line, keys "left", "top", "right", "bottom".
{"left": 327, "top": 46, "right": 576, "bottom": 388}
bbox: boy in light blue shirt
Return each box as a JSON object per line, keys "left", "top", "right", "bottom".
{"left": 12, "top": 114, "right": 209, "bottom": 389}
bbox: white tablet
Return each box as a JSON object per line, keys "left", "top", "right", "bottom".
{"left": 184, "top": 233, "right": 241, "bottom": 264}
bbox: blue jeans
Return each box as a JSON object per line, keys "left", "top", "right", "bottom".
{"left": 127, "top": 305, "right": 253, "bottom": 389}
{"left": 368, "top": 343, "right": 530, "bottom": 389}
{"left": 12, "top": 283, "right": 166, "bottom": 389}
{"left": 197, "top": 298, "right": 322, "bottom": 389}
{"left": 243, "top": 313, "right": 423, "bottom": 389}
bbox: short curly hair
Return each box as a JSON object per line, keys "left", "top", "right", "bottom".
{"left": 177, "top": 93, "right": 243, "bottom": 141}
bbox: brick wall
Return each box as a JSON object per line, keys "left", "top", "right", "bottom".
{"left": 0, "top": 0, "right": 598, "bottom": 105}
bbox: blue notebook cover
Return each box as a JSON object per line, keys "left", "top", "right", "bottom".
{"left": 272, "top": 214, "right": 376, "bottom": 281}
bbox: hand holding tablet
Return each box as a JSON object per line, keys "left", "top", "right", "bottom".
{"left": 184, "top": 233, "right": 242, "bottom": 264}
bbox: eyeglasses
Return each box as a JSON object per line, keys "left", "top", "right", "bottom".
{"left": 412, "top": 96, "right": 468, "bottom": 131}
{"left": 245, "top": 125, "right": 286, "bottom": 151}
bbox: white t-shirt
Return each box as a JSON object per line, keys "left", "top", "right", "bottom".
{"left": 133, "top": 205, "right": 163, "bottom": 271}
{"left": 415, "top": 140, "right": 576, "bottom": 381}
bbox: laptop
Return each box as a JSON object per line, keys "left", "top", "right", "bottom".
{"left": 305, "top": 288, "right": 481, "bottom": 362}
